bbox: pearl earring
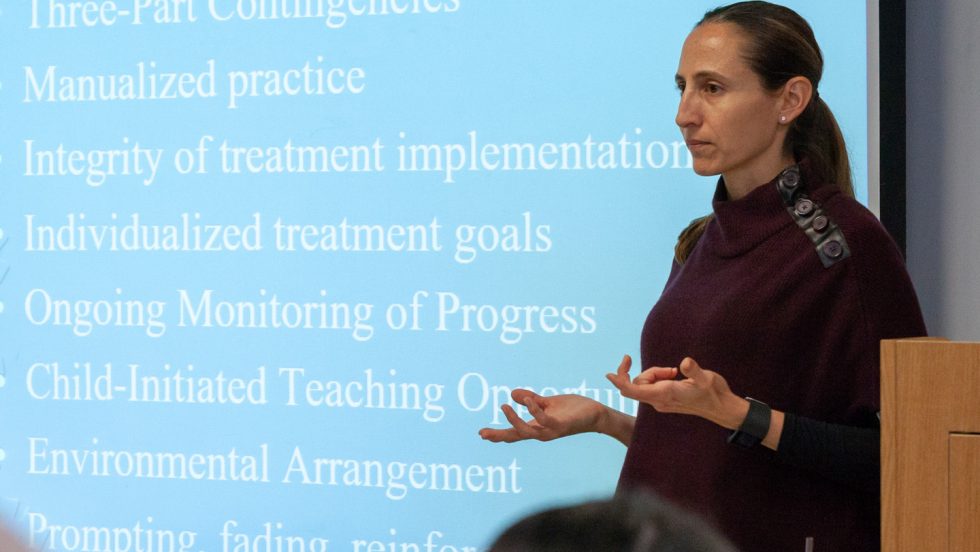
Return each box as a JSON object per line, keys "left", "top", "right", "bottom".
{"left": 780, "top": 115, "right": 787, "bottom": 123}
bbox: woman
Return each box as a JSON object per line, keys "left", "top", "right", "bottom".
{"left": 479, "top": 2, "right": 926, "bottom": 551}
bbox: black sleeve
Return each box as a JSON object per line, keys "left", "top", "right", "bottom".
{"left": 775, "top": 413, "right": 879, "bottom": 493}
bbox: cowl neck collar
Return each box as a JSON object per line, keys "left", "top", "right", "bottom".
{"left": 703, "top": 162, "right": 836, "bottom": 258}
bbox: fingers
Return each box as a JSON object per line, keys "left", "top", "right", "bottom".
{"left": 678, "top": 357, "right": 708, "bottom": 387}
{"left": 617, "top": 354, "right": 632, "bottom": 376}
{"left": 608, "top": 363, "right": 679, "bottom": 406}
{"left": 605, "top": 354, "right": 633, "bottom": 384}
{"left": 633, "top": 367, "right": 679, "bottom": 384}
{"left": 607, "top": 371, "right": 642, "bottom": 400}
{"left": 523, "top": 395, "right": 556, "bottom": 427}
{"left": 478, "top": 427, "right": 519, "bottom": 443}
{"left": 479, "top": 401, "right": 549, "bottom": 443}
{"left": 500, "top": 403, "right": 535, "bottom": 435}
{"left": 606, "top": 371, "right": 628, "bottom": 390}
{"left": 508, "top": 390, "right": 556, "bottom": 428}
{"left": 511, "top": 388, "right": 541, "bottom": 404}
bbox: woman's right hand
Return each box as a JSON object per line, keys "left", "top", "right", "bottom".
{"left": 478, "top": 355, "right": 636, "bottom": 445}
{"left": 478, "top": 390, "right": 607, "bottom": 443}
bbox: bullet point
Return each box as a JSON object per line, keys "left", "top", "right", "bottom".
{"left": 0, "top": 303, "right": 5, "bottom": 314}
{"left": 0, "top": 228, "right": 4, "bottom": 240}
{"left": 0, "top": 374, "right": 5, "bottom": 388}
{"left": 0, "top": 449, "right": 6, "bottom": 462}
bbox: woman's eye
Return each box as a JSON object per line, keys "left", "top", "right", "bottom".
{"left": 705, "top": 83, "right": 722, "bottom": 94}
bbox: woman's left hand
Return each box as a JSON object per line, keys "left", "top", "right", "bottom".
{"left": 606, "top": 357, "right": 747, "bottom": 430}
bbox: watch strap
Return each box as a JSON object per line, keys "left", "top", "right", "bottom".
{"left": 727, "top": 397, "right": 771, "bottom": 449}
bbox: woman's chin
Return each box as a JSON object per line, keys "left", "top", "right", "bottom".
{"left": 690, "top": 162, "right": 722, "bottom": 177}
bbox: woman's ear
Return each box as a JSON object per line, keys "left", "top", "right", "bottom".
{"left": 778, "top": 76, "right": 813, "bottom": 125}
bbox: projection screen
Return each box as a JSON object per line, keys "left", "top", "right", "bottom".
{"left": 0, "top": 1, "right": 886, "bottom": 550}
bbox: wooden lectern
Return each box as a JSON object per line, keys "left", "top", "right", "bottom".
{"left": 881, "top": 339, "right": 980, "bottom": 552}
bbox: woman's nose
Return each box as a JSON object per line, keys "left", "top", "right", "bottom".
{"left": 675, "top": 93, "right": 700, "bottom": 128}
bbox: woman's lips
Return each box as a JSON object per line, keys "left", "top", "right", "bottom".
{"left": 686, "top": 140, "right": 711, "bottom": 153}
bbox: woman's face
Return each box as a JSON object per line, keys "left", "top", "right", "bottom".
{"left": 675, "top": 22, "right": 789, "bottom": 190}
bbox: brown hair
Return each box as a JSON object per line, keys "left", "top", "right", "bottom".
{"left": 675, "top": 1, "right": 854, "bottom": 263}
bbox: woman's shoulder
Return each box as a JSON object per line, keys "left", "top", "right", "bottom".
{"left": 821, "top": 192, "right": 904, "bottom": 265}
{"left": 821, "top": 190, "right": 926, "bottom": 335}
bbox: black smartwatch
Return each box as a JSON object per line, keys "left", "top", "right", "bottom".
{"left": 727, "top": 397, "right": 771, "bottom": 449}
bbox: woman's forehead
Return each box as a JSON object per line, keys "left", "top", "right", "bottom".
{"left": 677, "top": 23, "right": 752, "bottom": 79}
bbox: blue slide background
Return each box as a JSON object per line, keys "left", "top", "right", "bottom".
{"left": 0, "top": 1, "right": 865, "bottom": 550}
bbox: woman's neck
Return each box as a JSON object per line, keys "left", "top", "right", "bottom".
{"left": 722, "top": 152, "right": 796, "bottom": 200}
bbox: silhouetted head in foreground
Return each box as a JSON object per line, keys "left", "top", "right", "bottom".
{"left": 488, "top": 492, "right": 738, "bottom": 552}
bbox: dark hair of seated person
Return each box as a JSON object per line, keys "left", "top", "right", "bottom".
{"left": 488, "top": 492, "right": 738, "bottom": 552}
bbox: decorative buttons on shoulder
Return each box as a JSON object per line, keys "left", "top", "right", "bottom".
{"left": 775, "top": 165, "right": 850, "bottom": 268}
{"left": 776, "top": 165, "right": 804, "bottom": 206}
{"left": 794, "top": 198, "right": 815, "bottom": 217}
{"left": 812, "top": 215, "right": 829, "bottom": 233}
{"left": 822, "top": 240, "right": 844, "bottom": 259}
{"left": 780, "top": 169, "right": 800, "bottom": 189}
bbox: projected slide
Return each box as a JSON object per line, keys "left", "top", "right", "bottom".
{"left": 0, "top": 1, "right": 866, "bottom": 550}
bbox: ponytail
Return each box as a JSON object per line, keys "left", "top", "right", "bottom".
{"left": 791, "top": 95, "right": 853, "bottom": 198}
